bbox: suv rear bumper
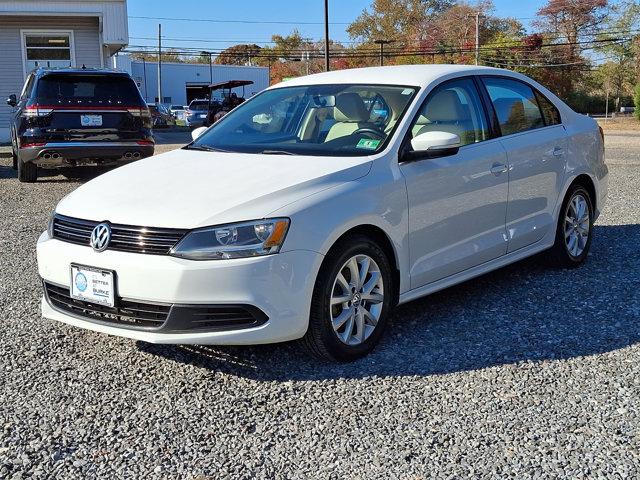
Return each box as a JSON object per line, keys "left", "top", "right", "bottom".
{"left": 20, "top": 142, "right": 154, "bottom": 167}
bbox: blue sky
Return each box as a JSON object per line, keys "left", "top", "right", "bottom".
{"left": 127, "top": 0, "right": 548, "bottom": 52}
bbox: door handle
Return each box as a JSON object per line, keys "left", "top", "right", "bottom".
{"left": 490, "top": 163, "right": 508, "bottom": 176}
{"left": 552, "top": 146, "right": 564, "bottom": 157}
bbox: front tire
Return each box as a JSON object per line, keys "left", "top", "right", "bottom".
{"left": 302, "top": 235, "right": 394, "bottom": 362}
{"left": 548, "top": 185, "right": 594, "bottom": 268}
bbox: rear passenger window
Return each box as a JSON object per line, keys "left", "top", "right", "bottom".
{"left": 535, "top": 91, "right": 561, "bottom": 126}
{"left": 482, "top": 77, "right": 544, "bottom": 135}
{"left": 410, "top": 78, "right": 488, "bottom": 146}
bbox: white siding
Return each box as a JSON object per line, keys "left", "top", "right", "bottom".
{"left": 0, "top": 16, "right": 101, "bottom": 140}
{"left": 0, "top": 0, "right": 127, "bottom": 44}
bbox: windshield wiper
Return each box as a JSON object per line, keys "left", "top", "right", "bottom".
{"left": 183, "top": 144, "right": 228, "bottom": 152}
{"left": 260, "top": 149, "right": 297, "bottom": 155}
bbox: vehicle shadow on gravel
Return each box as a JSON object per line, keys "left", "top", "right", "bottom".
{"left": 0, "top": 162, "right": 17, "bottom": 179}
{"left": 138, "top": 223, "right": 640, "bottom": 381}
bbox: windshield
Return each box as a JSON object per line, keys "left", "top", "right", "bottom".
{"left": 190, "top": 84, "right": 418, "bottom": 156}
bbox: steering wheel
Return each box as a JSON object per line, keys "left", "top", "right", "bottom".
{"left": 353, "top": 127, "right": 386, "bottom": 139}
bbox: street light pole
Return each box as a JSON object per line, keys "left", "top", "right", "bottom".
{"left": 324, "top": 0, "right": 330, "bottom": 71}
{"left": 374, "top": 39, "right": 392, "bottom": 67}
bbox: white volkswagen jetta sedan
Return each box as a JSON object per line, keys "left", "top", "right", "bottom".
{"left": 37, "top": 65, "right": 608, "bottom": 361}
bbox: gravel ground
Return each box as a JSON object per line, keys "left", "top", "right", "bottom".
{"left": 0, "top": 132, "right": 638, "bottom": 479}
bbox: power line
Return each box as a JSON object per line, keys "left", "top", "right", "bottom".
{"left": 124, "top": 35, "right": 632, "bottom": 59}
{"left": 129, "top": 15, "right": 351, "bottom": 25}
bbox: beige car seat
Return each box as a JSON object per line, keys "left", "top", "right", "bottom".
{"left": 414, "top": 90, "right": 472, "bottom": 143}
{"left": 325, "top": 93, "right": 371, "bottom": 142}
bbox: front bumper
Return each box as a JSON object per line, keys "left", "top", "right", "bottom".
{"left": 37, "top": 232, "right": 323, "bottom": 344}
{"left": 21, "top": 142, "right": 154, "bottom": 167}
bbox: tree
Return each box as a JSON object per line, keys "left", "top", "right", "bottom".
{"left": 347, "top": 0, "right": 453, "bottom": 43}
{"left": 594, "top": 0, "right": 640, "bottom": 110}
{"left": 129, "top": 49, "right": 184, "bottom": 63}
{"left": 634, "top": 83, "right": 640, "bottom": 120}
{"left": 214, "top": 44, "right": 262, "bottom": 66}
{"left": 534, "top": 0, "right": 610, "bottom": 97}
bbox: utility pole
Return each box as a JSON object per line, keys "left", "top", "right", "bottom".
{"left": 474, "top": 12, "right": 482, "bottom": 66}
{"left": 157, "top": 23, "right": 163, "bottom": 104}
{"left": 142, "top": 57, "right": 148, "bottom": 102}
{"left": 374, "top": 39, "right": 392, "bottom": 66}
{"left": 324, "top": 0, "right": 330, "bottom": 71}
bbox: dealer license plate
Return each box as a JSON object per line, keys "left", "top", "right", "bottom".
{"left": 81, "top": 114, "right": 103, "bottom": 127}
{"left": 70, "top": 264, "right": 115, "bottom": 307}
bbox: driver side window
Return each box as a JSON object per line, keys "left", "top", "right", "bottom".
{"left": 410, "top": 78, "right": 488, "bottom": 147}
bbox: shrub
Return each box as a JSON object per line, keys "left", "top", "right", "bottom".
{"left": 634, "top": 84, "right": 640, "bottom": 122}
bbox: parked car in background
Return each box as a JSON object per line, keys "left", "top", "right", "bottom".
{"left": 147, "top": 103, "right": 175, "bottom": 128}
{"left": 7, "top": 67, "right": 154, "bottom": 183}
{"left": 37, "top": 65, "right": 608, "bottom": 361}
{"left": 620, "top": 106, "right": 635, "bottom": 114}
{"left": 184, "top": 99, "right": 212, "bottom": 127}
{"left": 169, "top": 105, "right": 185, "bottom": 117}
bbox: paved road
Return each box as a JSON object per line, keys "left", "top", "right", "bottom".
{"left": 0, "top": 133, "right": 638, "bottom": 478}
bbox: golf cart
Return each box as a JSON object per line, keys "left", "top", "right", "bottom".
{"left": 204, "top": 80, "right": 254, "bottom": 126}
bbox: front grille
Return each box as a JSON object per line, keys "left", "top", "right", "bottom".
{"left": 53, "top": 214, "right": 187, "bottom": 255}
{"left": 44, "top": 282, "right": 170, "bottom": 328}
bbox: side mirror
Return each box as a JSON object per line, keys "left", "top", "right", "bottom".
{"left": 6, "top": 94, "right": 17, "bottom": 107}
{"left": 191, "top": 126, "right": 208, "bottom": 141}
{"left": 403, "top": 131, "right": 461, "bottom": 161}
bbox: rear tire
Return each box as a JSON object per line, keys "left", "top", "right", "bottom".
{"left": 11, "top": 134, "right": 18, "bottom": 170}
{"left": 302, "top": 234, "right": 394, "bottom": 362}
{"left": 17, "top": 153, "right": 38, "bottom": 183}
{"left": 548, "top": 184, "right": 594, "bottom": 268}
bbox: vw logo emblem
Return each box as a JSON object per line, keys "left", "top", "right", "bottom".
{"left": 90, "top": 223, "right": 111, "bottom": 252}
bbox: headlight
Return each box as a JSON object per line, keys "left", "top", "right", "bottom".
{"left": 169, "top": 218, "right": 290, "bottom": 260}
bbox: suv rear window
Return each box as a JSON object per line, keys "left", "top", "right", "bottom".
{"left": 189, "top": 101, "right": 208, "bottom": 110}
{"left": 35, "top": 74, "right": 143, "bottom": 106}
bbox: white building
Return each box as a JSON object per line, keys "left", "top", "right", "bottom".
{"left": 117, "top": 56, "right": 270, "bottom": 106}
{"left": 0, "top": 0, "right": 128, "bottom": 141}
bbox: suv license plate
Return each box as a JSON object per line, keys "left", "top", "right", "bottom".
{"left": 70, "top": 264, "right": 115, "bottom": 307}
{"left": 81, "top": 114, "right": 102, "bottom": 127}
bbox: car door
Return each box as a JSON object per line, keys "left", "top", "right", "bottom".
{"left": 400, "top": 77, "right": 509, "bottom": 289}
{"left": 481, "top": 76, "right": 567, "bottom": 252}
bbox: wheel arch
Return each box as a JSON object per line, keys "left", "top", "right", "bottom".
{"left": 569, "top": 173, "right": 597, "bottom": 213}
{"left": 324, "top": 224, "right": 401, "bottom": 306}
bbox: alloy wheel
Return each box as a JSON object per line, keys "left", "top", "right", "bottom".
{"left": 329, "top": 254, "right": 385, "bottom": 346}
{"left": 564, "top": 193, "right": 590, "bottom": 258}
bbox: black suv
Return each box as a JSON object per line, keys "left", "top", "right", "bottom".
{"left": 6, "top": 67, "right": 154, "bottom": 182}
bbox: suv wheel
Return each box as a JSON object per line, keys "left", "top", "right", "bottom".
{"left": 302, "top": 235, "right": 394, "bottom": 362}
{"left": 549, "top": 184, "right": 594, "bottom": 268}
{"left": 17, "top": 153, "right": 38, "bottom": 183}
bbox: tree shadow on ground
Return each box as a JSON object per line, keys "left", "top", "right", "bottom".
{"left": 139, "top": 224, "right": 639, "bottom": 381}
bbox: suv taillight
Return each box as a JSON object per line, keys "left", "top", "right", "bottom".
{"left": 23, "top": 105, "right": 52, "bottom": 117}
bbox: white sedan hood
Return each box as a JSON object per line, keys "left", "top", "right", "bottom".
{"left": 55, "top": 149, "right": 372, "bottom": 229}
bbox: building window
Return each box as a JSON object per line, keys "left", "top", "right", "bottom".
{"left": 22, "top": 31, "right": 75, "bottom": 74}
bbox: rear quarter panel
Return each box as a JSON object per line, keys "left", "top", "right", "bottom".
{"left": 562, "top": 112, "right": 608, "bottom": 218}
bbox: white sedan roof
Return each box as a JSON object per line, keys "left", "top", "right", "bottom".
{"left": 272, "top": 64, "right": 508, "bottom": 89}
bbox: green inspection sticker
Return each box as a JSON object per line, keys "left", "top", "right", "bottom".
{"left": 356, "top": 138, "right": 381, "bottom": 150}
